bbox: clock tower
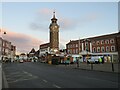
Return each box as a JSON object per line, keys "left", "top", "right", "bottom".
{"left": 49, "top": 11, "right": 59, "bottom": 53}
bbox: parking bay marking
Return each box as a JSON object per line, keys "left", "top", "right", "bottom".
{"left": 42, "top": 79, "right": 48, "bottom": 83}
{"left": 53, "top": 84, "right": 61, "bottom": 88}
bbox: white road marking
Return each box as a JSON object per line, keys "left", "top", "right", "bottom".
{"left": 53, "top": 84, "right": 61, "bottom": 88}
{"left": 23, "top": 71, "right": 33, "bottom": 77}
{"left": 43, "top": 79, "right": 48, "bottom": 83}
{"left": 7, "top": 71, "right": 38, "bottom": 83}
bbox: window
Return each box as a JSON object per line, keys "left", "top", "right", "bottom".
{"left": 101, "top": 46, "right": 105, "bottom": 52}
{"left": 76, "top": 44, "right": 78, "bottom": 47}
{"left": 106, "top": 46, "right": 110, "bottom": 52}
{"left": 101, "top": 40, "right": 104, "bottom": 44}
{"left": 110, "top": 39, "right": 114, "bottom": 44}
{"left": 97, "top": 41, "right": 100, "bottom": 45}
{"left": 111, "top": 46, "right": 115, "bottom": 52}
{"left": 97, "top": 47, "right": 100, "bottom": 52}
{"left": 71, "top": 45, "right": 72, "bottom": 48}
{"left": 73, "top": 44, "right": 75, "bottom": 48}
{"left": 76, "top": 49, "right": 78, "bottom": 53}
{"left": 93, "top": 47, "right": 96, "bottom": 53}
{"left": 105, "top": 40, "right": 109, "bottom": 44}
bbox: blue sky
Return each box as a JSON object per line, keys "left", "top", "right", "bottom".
{"left": 0, "top": 2, "right": 119, "bottom": 54}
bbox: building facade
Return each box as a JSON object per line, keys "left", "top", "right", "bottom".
{"left": 0, "top": 37, "right": 2, "bottom": 61}
{"left": 66, "top": 32, "right": 119, "bottom": 62}
{"left": 0, "top": 38, "right": 16, "bottom": 62}
{"left": 10, "top": 45, "right": 16, "bottom": 62}
{"left": 49, "top": 11, "right": 59, "bottom": 53}
{"left": 2, "top": 39, "right": 11, "bottom": 61}
{"left": 39, "top": 43, "right": 50, "bottom": 57}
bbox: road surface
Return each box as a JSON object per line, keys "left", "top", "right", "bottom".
{"left": 2, "top": 62, "right": 119, "bottom": 88}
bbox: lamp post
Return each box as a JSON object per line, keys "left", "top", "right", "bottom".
{"left": 76, "top": 37, "right": 81, "bottom": 68}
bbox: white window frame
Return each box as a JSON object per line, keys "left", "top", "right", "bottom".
{"left": 106, "top": 46, "right": 110, "bottom": 52}
{"left": 101, "top": 40, "right": 104, "bottom": 44}
{"left": 105, "top": 40, "right": 109, "bottom": 44}
{"left": 110, "top": 39, "right": 114, "bottom": 44}
{"left": 111, "top": 46, "right": 115, "bottom": 52}
{"left": 93, "top": 47, "right": 96, "bottom": 53}
{"left": 76, "top": 44, "right": 78, "bottom": 47}
{"left": 101, "top": 46, "right": 105, "bottom": 52}
{"left": 97, "top": 41, "right": 100, "bottom": 45}
{"left": 97, "top": 47, "right": 100, "bottom": 52}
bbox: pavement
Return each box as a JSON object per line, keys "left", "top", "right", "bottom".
{"left": 0, "top": 62, "right": 9, "bottom": 90}
{"left": 56, "top": 63, "right": 119, "bottom": 73}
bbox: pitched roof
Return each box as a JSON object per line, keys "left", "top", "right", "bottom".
{"left": 29, "top": 48, "right": 36, "bottom": 53}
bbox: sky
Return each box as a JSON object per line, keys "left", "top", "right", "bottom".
{"left": 0, "top": 1, "right": 119, "bottom": 55}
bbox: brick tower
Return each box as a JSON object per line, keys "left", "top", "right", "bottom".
{"left": 49, "top": 11, "right": 59, "bottom": 54}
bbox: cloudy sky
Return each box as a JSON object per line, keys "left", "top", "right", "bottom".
{"left": 0, "top": 1, "right": 119, "bottom": 54}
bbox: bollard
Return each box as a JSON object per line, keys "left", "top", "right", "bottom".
{"left": 111, "top": 63, "right": 114, "bottom": 72}
{"left": 111, "top": 55, "right": 114, "bottom": 72}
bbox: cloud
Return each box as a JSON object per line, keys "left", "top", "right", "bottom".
{"left": 59, "top": 13, "right": 100, "bottom": 31}
{"left": 29, "top": 8, "right": 53, "bottom": 31}
{"left": 30, "top": 8, "right": 100, "bottom": 32}
{"left": 2, "top": 28, "right": 43, "bottom": 54}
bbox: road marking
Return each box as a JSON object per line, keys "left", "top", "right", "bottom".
{"left": 53, "top": 84, "right": 61, "bottom": 88}
{"left": 43, "top": 79, "right": 48, "bottom": 83}
{"left": 23, "top": 71, "right": 33, "bottom": 77}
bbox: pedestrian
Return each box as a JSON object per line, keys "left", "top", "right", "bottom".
{"left": 99, "top": 57, "right": 102, "bottom": 64}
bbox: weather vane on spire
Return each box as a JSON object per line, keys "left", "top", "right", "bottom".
{"left": 53, "top": 9, "right": 56, "bottom": 18}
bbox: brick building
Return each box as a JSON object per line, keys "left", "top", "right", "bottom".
{"left": 66, "top": 32, "right": 119, "bottom": 62}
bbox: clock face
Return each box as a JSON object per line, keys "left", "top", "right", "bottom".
{"left": 55, "top": 26, "right": 57, "bottom": 28}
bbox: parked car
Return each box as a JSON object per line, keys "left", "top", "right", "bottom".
{"left": 87, "top": 59, "right": 95, "bottom": 64}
